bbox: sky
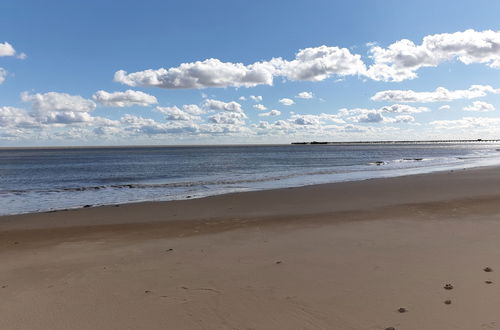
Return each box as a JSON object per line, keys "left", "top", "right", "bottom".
{"left": 1, "top": 0, "right": 500, "bottom": 146}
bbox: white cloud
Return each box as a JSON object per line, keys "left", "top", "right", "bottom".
{"left": 338, "top": 104, "right": 427, "bottom": 123}
{"left": 371, "top": 85, "right": 500, "bottom": 103}
{"left": 439, "top": 105, "right": 451, "bottom": 110}
{"left": 275, "top": 45, "right": 366, "bottom": 81}
{"left": 114, "top": 58, "right": 276, "bottom": 89}
{"left": 92, "top": 90, "right": 158, "bottom": 107}
{"left": 203, "top": 99, "right": 244, "bottom": 113}
{"left": 21, "top": 91, "right": 96, "bottom": 113}
{"left": 208, "top": 112, "right": 246, "bottom": 125}
{"left": 366, "top": 29, "right": 500, "bottom": 82}
{"left": 430, "top": 117, "right": 500, "bottom": 130}
{"left": 0, "top": 42, "right": 26, "bottom": 59}
{"left": 238, "top": 96, "right": 246, "bottom": 101}
{"left": 253, "top": 104, "right": 267, "bottom": 111}
{"left": 0, "top": 106, "right": 38, "bottom": 128}
{"left": 121, "top": 114, "right": 198, "bottom": 135}
{"left": 115, "top": 46, "right": 365, "bottom": 89}
{"left": 279, "top": 98, "right": 295, "bottom": 106}
{"left": 155, "top": 106, "right": 201, "bottom": 121}
{"left": 182, "top": 104, "right": 205, "bottom": 115}
{"left": 114, "top": 30, "right": 500, "bottom": 89}
{"left": 259, "top": 110, "right": 281, "bottom": 117}
{"left": 463, "top": 101, "right": 495, "bottom": 112}
{"left": 0, "top": 42, "right": 16, "bottom": 57}
{"left": 0, "top": 68, "right": 6, "bottom": 84}
{"left": 296, "top": 91, "right": 313, "bottom": 99}
{"left": 17, "top": 92, "right": 103, "bottom": 125}
{"left": 250, "top": 95, "right": 263, "bottom": 102}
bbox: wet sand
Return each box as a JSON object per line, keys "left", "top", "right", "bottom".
{"left": 2, "top": 166, "right": 500, "bottom": 329}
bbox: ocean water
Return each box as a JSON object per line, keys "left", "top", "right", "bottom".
{"left": 1, "top": 143, "right": 500, "bottom": 216}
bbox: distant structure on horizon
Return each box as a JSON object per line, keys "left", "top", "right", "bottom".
{"left": 291, "top": 139, "right": 500, "bottom": 145}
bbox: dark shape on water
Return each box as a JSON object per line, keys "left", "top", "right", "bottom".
{"left": 83, "top": 204, "right": 92, "bottom": 208}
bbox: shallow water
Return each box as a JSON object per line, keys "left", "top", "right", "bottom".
{"left": 1, "top": 143, "right": 500, "bottom": 215}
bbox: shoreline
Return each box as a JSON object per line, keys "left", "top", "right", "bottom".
{"left": 3, "top": 165, "right": 500, "bottom": 329}
{"left": 4, "top": 156, "right": 500, "bottom": 218}
{"left": 1, "top": 163, "right": 500, "bottom": 230}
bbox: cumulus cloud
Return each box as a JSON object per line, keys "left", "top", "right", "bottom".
{"left": 114, "top": 30, "right": 500, "bottom": 89}
{"left": 155, "top": 106, "right": 201, "bottom": 121}
{"left": 365, "top": 30, "right": 500, "bottom": 82}
{"left": 182, "top": 104, "right": 205, "bottom": 115}
{"left": 208, "top": 112, "right": 246, "bottom": 125}
{"left": 289, "top": 114, "right": 344, "bottom": 126}
{"left": 371, "top": 85, "right": 500, "bottom": 103}
{"left": 279, "top": 98, "right": 295, "bottom": 106}
{"left": 250, "top": 95, "right": 263, "bottom": 102}
{"left": 296, "top": 91, "right": 313, "bottom": 99}
{"left": 0, "top": 42, "right": 16, "bottom": 57}
{"left": 92, "top": 90, "right": 158, "bottom": 107}
{"left": 0, "top": 106, "right": 38, "bottom": 128}
{"left": 203, "top": 99, "right": 244, "bottom": 113}
{"left": 253, "top": 104, "right": 267, "bottom": 111}
{"left": 238, "top": 96, "right": 246, "bottom": 101}
{"left": 275, "top": 45, "right": 366, "bottom": 81}
{"left": 16, "top": 92, "right": 104, "bottom": 125}
{"left": 463, "top": 101, "right": 495, "bottom": 112}
{"left": 121, "top": 114, "right": 198, "bottom": 135}
{"left": 338, "top": 104, "right": 427, "bottom": 123}
{"left": 259, "top": 110, "right": 281, "bottom": 117}
{"left": 115, "top": 46, "right": 365, "bottom": 89}
{"left": 439, "top": 105, "right": 451, "bottom": 110}
{"left": 114, "top": 58, "right": 276, "bottom": 89}
{"left": 0, "top": 42, "right": 26, "bottom": 59}
{"left": 430, "top": 117, "right": 500, "bottom": 130}
{"left": 21, "top": 92, "right": 96, "bottom": 113}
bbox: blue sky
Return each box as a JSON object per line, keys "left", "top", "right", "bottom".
{"left": 1, "top": 0, "right": 500, "bottom": 146}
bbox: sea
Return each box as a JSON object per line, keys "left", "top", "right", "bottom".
{"left": 1, "top": 143, "right": 500, "bottom": 216}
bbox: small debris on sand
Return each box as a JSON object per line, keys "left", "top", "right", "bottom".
{"left": 485, "top": 280, "right": 493, "bottom": 284}
{"left": 444, "top": 284, "right": 454, "bottom": 290}
{"left": 275, "top": 260, "right": 282, "bottom": 264}
{"left": 386, "top": 327, "right": 396, "bottom": 330}
{"left": 165, "top": 248, "right": 174, "bottom": 252}
{"left": 444, "top": 300, "right": 452, "bottom": 305}
{"left": 484, "top": 267, "right": 493, "bottom": 272}
{"left": 144, "top": 290, "right": 152, "bottom": 294}
{"left": 397, "top": 307, "right": 407, "bottom": 313}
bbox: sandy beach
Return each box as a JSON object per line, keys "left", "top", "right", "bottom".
{"left": 2, "top": 166, "right": 500, "bottom": 329}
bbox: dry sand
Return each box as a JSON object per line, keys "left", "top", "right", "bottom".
{"left": 2, "top": 166, "right": 500, "bottom": 329}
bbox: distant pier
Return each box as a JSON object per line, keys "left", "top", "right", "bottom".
{"left": 291, "top": 139, "right": 500, "bottom": 145}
